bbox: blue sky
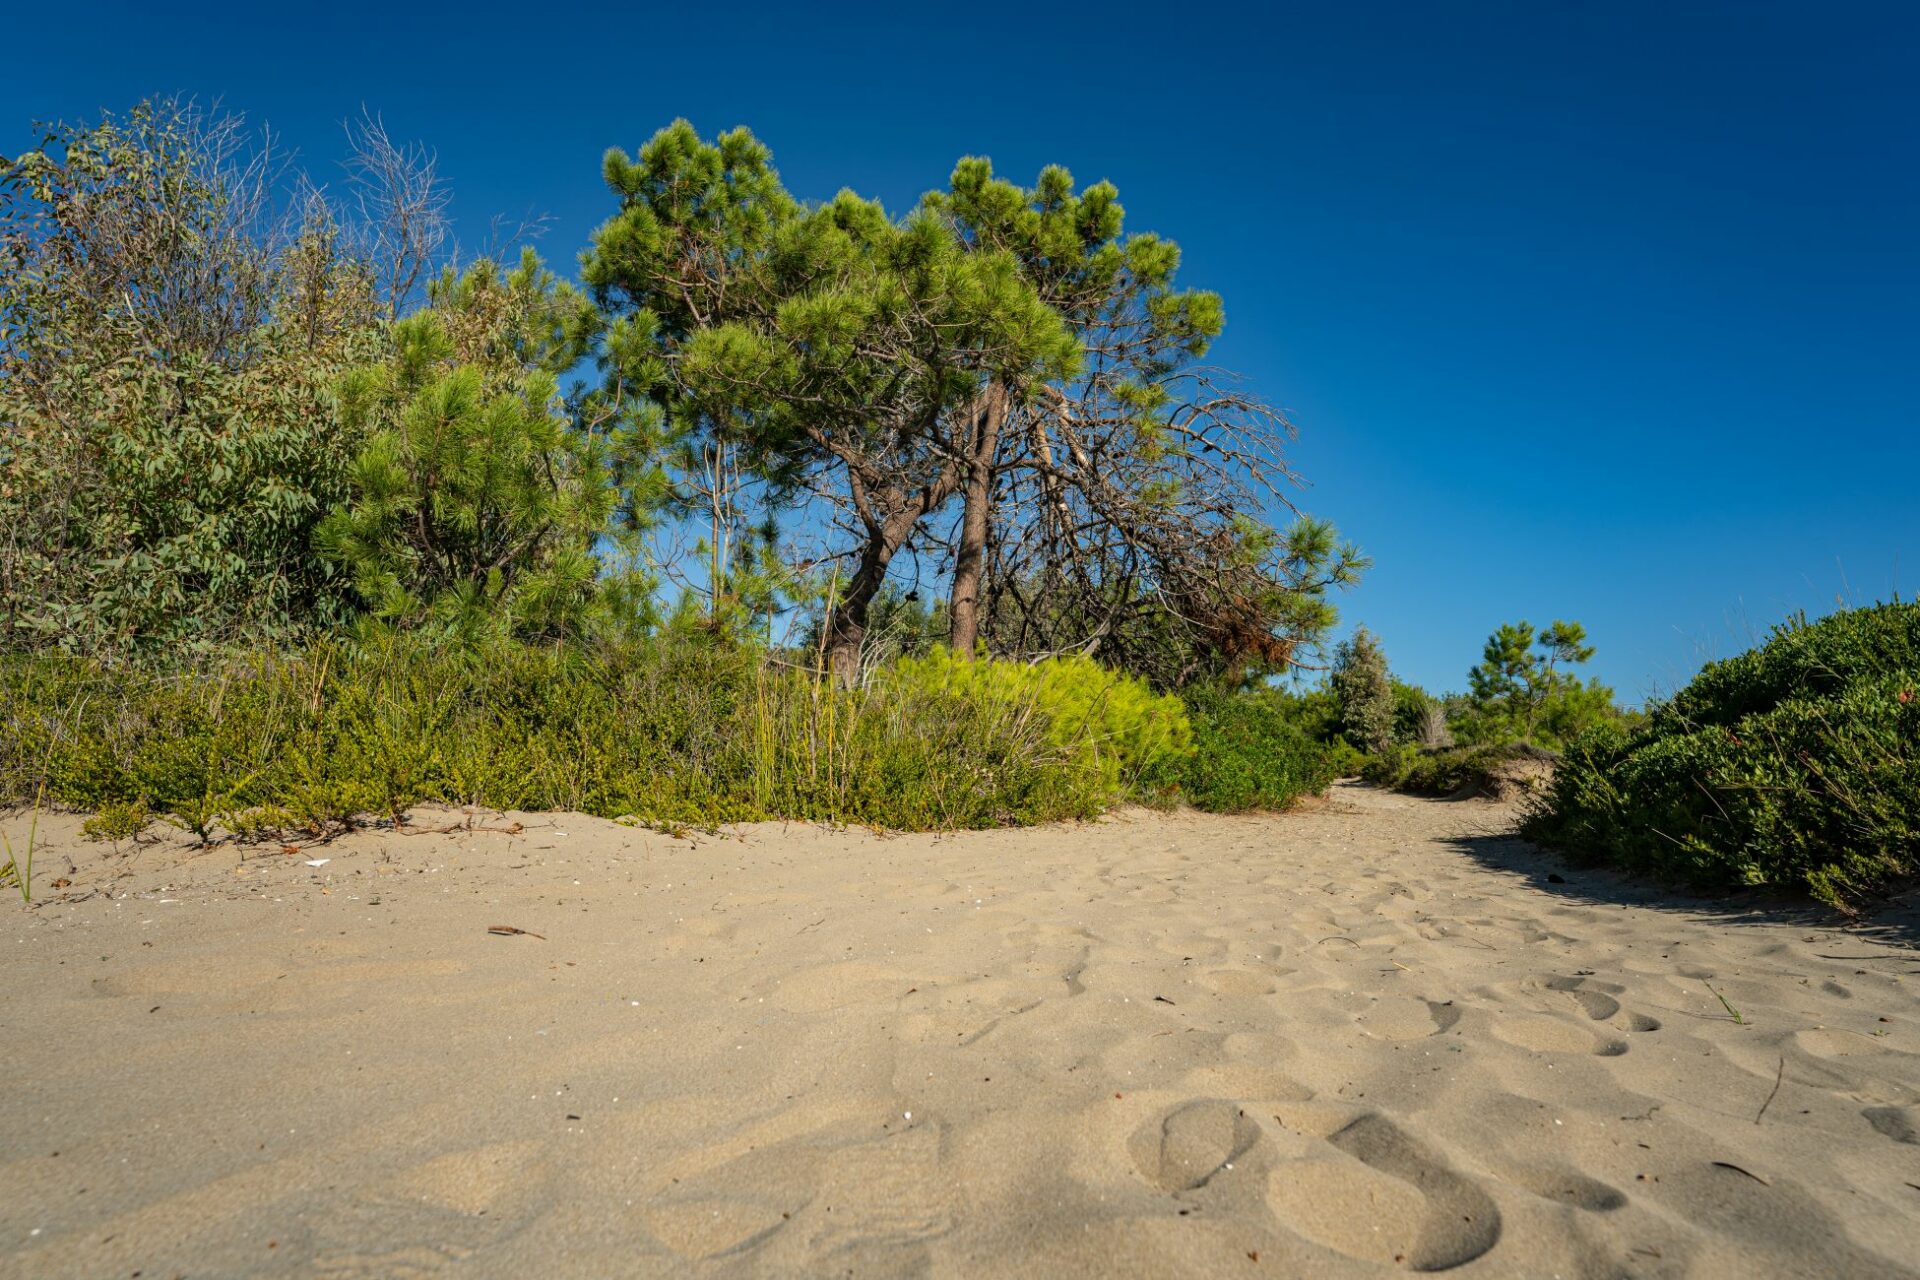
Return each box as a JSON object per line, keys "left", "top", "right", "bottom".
{"left": 8, "top": 1, "right": 1914, "bottom": 701}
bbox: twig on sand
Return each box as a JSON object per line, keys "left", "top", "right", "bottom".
{"left": 488, "top": 925, "right": 545, "bottom": 940}
{"left": 1711, "top": 1161, "right": 1770, "bottom": 1185}
{"left": 402, "top": 818, "right": 525, "bottom": 837}
{"left": 1754, "top": 1056, "right": 1785, "bottom": 1123}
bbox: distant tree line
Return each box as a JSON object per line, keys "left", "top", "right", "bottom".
{"left": 1330, "top": 617, "right": 1628, "bottom": 761}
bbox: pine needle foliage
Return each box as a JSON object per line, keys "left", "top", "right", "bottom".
{"left": 317, "top": 252, "right": 651, "bottom": 642}
{"left": 1331, "top": 626, "right": 1395, "bottom": 754}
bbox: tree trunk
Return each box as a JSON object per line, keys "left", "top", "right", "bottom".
{"left": 947, "top": 384, "right": 1008, "bottom": 658}
{"left": 823, "top": 539, "right": 892, "bottom": 688}
{"left": 823, "top": 503, "right": 931, "bottom": 687}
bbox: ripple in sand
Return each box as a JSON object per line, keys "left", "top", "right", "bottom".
{"left": 640, "top": 1194, "right": 794, "bottom": 1260}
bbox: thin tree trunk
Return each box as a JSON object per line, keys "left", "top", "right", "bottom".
{"left": 946, "top": 383, "right": 1007, "bottom": 658}
{"left": 824, "top": 539, "right": 891, "bottom": 688}
{"left": 824, "top": 503, "right": 932, "bottom": 687}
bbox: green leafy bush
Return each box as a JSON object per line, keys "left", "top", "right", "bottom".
{"left": 0, "top": 102, "right": 384, "bottom": 654}
{"left": 1523, "top": 603, "right": 1920, "bottom": 909}
{"left": 1159, "top": 686, "right": 1342, "bottom": 813}
{"left": 1655, "top": 604, "right": 1920, "bottom": 732}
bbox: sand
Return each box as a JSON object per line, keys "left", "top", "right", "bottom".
{"left": 3, "top": 783, "right": 1917, "bottom": 1278}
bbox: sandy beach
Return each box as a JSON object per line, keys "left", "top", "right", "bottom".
{"left": 3, "top": 784, "right": 1917, "bottom": 1277}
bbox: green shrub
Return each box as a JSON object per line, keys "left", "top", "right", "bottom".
{"left": 1160, "top": 686, "right": 1341, "bottom": 813}
{"left": 1360, "top": 743, "right": 1420, "bottom": 788}
{"left": 1524, "top": 603, "right": 1920, "bottom": 909}
{"left": 1656, "top": 603, "right": 1920, "bottom": 732}
{"left": 0, "top": 638, "right": 1193, "bottom": 837}
{"left": 81, "top": 799, "right": 150, "bottom": 844}
{"left": 1365, "top": 742, "right": 1554, "bottom": 798}
{"left": 0, "top": 103, "right": 384, "bottom": 655}
{"left": 1324, "top": 739, "right": 1368, "bottom": 778}
{"left": 887, "top": 647, "right": 1191, "bottom": 795}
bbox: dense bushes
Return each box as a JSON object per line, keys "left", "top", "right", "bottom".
{"left": 1523, "top": 603, "right": 1919, "bottom": 909}
{"left": 0, "top": 639, "right": 1357, "bottom": 839}
{"left": 1, "top": 640, "right": 1249, "bottom": 836}
{"left": 889, "top": 648, "right": 1192, "bottom": 797}
{"left": 1158, "top": 687, "right": 1347, "bottom": 813}
{"left": 2, "top": 101, "right": 1359, "bottom": 849}
{"left": 1362, "top": 742, "right": 1555, "bottom": 799}
{"left": 0, "top": 103, "right": 386, "bottom": 653}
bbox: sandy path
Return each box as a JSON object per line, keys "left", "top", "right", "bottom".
{"left": 3, "top": 784, "right": 1917, "bottom": 1277}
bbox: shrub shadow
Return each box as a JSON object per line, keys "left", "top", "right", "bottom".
{"left": 1439, "top": 826, "right": 1920, "bottom": 953}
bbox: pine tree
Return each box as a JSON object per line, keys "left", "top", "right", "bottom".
{"left": 1464, "top": 619, "right": 1603, "bottom": 744}
{"left": 920, "top": 158, "right": 1367, "bottom": 681}
{"left": 317, "top": 251, "right": 646, "bottom": 641}
{"left": 581, "top": 122, "right": 1074, "bottom": 682}
{"left": 1331, "top": 626, "right": 1395, "bottom": 754}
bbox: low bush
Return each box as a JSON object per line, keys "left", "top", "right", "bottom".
{"left": 1363, "top": 742, "right": 1555, "bottom": 798}
{"left": 1523, "top": 603, "right": 1920, "bottom": 909}
{"left": 1157, "top": 686, "right": 1343, "bottom": 813}
{"left": 0, "top": 637, "right": 1194, "bottom": 837}
{"left": 887, "top": 647, "right": 1192, "bottom": 799}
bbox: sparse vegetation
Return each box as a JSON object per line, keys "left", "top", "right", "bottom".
{"left": 0, "top": 781, "right": 43, "bottom": 902}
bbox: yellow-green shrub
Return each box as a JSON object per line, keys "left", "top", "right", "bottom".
{"left": 884, "top": 647, "right": 1193, "bottom": 798}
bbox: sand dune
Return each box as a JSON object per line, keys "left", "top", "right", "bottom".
{"left": 4, "top": 783, "right": 1917, "bottom": 1277}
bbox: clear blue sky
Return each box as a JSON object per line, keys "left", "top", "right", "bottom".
{"left": 8, "top": 1, "right": 1915, "bottom": 701}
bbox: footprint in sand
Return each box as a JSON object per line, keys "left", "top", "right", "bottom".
{"left": 1178, "top": 1062, "right": 1315, "bottom": 1104}
{"left": 1532, "top": 975, "right": 1662, "bottom": 1032}
{"left": 640, "top": 1194, "right": 795, "bottom": 1261}
{"left": 1661, "top": 1162, "right": 1918, "bottom": 1278}
{"left": 1355, "top": 995, "right": 1461, "bottom": 1041}
{"left": 1863, "top": 1105, "right": 1918, "bottom": 1145}
{"left": 640, "top": 1119, "right": 949, "bottom": 1264}
{"left": 1496, "top": 1164, "right": 1627, "bottom": 1212}
{"left": 310, "top": 1243, "right": 474, "bottom": 1278}
{"left": 1266, "top": 1113, "right": 1501, "bottom": 1270}
{"left": 1129, "top": 1099, "right": 1263, "bottom": 1192}
{"left": 1491, "top": 1014, "right": 1628, "bottom": 1056}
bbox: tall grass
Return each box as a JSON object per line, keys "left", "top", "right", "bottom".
{"left": 0, "top": 781, "right": 43, "bottom": 902}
